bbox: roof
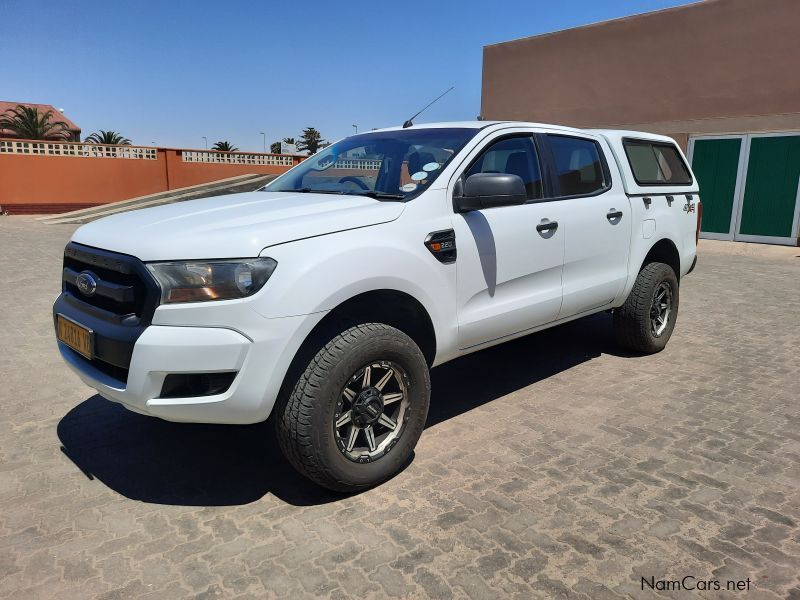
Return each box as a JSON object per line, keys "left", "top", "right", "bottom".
{"left": 370, "top": 120, "right": 586, "bottom": 134}
{"left": 369, "top": 121, "right": 676, "bottom": 142}
{"left": 0, "top": 101, "right": 81, "bottom": 134}
{"left": 589, "top": 129, "right": 679, "bottom": 145}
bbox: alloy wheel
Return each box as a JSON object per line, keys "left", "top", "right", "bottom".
{"left": 333, "top": 361, "right": 410, "bottom": 463}
{"left": 650, "top": 281, "right": 673, "bottom": 337}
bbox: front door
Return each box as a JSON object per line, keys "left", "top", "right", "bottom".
{"left": 453, "top": 134, "right": 565, "bottom": 349}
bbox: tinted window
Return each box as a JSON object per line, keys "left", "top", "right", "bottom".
{"left": 624, "top": 140, "right": 692, "bottom": 185}
{"left": 465, "top": 136, "right": 543, "bottom": 200}
{"left": 548, "top": 135, "right": 607, "bottom": 196}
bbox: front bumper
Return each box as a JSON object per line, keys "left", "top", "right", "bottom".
{"left": 57, "top": 306, "right": 327, "bottom": 425}
{"left": 59, "top": 324, "right": 249, "bottom": 422}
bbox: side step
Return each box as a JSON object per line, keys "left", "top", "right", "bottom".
{"left": 40, "top": 173, "right": 276, "bottom": 224}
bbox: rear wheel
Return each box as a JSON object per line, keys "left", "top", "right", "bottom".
{"left": 275, "top": 323, "right": 430, "bottom": 492}
{"left": 613, "top": 262, "right": 679, "bottom": 354}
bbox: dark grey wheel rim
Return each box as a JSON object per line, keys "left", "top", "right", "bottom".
{"left": 650, "top": 281, "right": 673, "bottom": 337}
{"left": 333, "top": 360, "right": 410, "bottom": 463}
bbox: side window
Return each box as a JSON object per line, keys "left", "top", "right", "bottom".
{"left": 465, "top": 136, "right": 543, "bottom": 200}
{"left": 547, "top": 135, "right": 607, "bottom": 197}
{"left": 624, "top": 140, "right": 692, "bottom": 185}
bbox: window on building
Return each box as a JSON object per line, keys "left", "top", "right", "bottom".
{"left": 547, "top": 135, "right": 607, "bottom": 196}
{"left": 465, "top": 136, "right": 543, "bottom": 200}
{"left": 624, "top": 139, "right": 692, "bottom": 185}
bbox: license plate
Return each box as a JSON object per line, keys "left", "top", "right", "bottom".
{"left": 57, "top": 314, "right": 94, "bottom": 359}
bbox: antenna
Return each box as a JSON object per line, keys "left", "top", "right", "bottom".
{"left": 402, "top": 86, "right": 454, "bottom": 128}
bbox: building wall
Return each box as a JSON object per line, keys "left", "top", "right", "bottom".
{"left": 481, "top": 0, "right": 800, "bottom": 148}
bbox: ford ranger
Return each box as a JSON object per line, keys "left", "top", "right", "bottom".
{"left": 54, "top": 121, "right": 701, "bottom": 491}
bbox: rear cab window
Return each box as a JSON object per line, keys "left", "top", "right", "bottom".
{"left": 623, "top": 139, "right": 693, "bottom": 185}
{"left": 546, "top": 135, "right": 610, "bottom": 197}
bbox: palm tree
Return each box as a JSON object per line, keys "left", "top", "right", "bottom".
{"left": 84, "top": 130, "right": 131, "bottom": 145}
{"left": 212, "top": 141, "right": 238, "bottom": 152}
{"left": 296, "top": 128, "right": 328, "bottom": 155}
{"left": 0, "top": 105, "right": 72, "bottom": 141}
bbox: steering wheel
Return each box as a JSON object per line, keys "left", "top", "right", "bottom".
{"left": 338, "top": 176, "right": 370, "bottom": 191}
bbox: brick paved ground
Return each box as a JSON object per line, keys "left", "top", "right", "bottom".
{"left": 1, "top": 216, "right": 799, "bottom": 599}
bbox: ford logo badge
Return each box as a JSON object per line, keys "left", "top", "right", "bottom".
{"left": 76, "top": 271, "right": 98, "bottom": 296}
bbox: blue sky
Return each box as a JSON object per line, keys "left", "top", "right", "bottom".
{"left": 1, "top": 0, "right": 694, "bottom": 150}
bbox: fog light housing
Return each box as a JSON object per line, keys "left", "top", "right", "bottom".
{"left": 159, "top": 372, "right": 237, "bottom": 399}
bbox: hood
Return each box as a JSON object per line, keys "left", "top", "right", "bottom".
{"left": 71, "top": 191, "right": 405, "bottom": 261}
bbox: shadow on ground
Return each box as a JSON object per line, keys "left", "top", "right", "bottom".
{"left": 57, "top": 312, "right": 633, "bottom": 507}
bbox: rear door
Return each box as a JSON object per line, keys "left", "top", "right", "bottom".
{"left": 541, "top": 134, "right": 632, "bottom": 319}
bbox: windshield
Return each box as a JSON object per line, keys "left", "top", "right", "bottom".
{"left": 263, "top": 127, "right": 477, "bottom": 200}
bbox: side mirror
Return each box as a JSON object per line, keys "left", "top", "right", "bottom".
{"left": 454, "top": 173, "right": 527, "bottom": 212}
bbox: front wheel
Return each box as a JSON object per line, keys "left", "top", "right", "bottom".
{"left": 613, "top": 262, "right": 679, "bottom": 354}
{"left": 275, "top": 323, "right": 430, "bottom": 492}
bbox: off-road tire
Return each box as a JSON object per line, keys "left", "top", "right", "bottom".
{"left": 275, "top": 323, "right": 430, "bottom": 492}
{"left": 613, "top": 262, "right": 679, "bottom": 354}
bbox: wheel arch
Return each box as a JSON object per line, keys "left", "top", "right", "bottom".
{"left": 310, "top": 289, "right": 437, "bottom": 366}
{"left": 617, "top": 236, "right": 683, "bottom": 307}
{"left": 273, "top": 289, "right": 438, "bottom": 428}
{"left": 640, "top": 237, "right": 681, "bottom": 280}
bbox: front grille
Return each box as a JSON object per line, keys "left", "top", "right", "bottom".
{"left": 62, "top": 242, "right": 157, "bottom": 320}
{"left": 56, "top": 243, "right": 161, "bottom": 385}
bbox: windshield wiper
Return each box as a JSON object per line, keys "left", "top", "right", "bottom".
{"left": 351, "top": 191, "right": 406, "bottom": 201}
{"left": 277, "top": 188, "right": 405, "bottom": 200}
{"left": 283, "top": 187, "right": 346, "bottom": 194}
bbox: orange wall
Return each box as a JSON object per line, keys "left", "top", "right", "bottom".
{"left": 0, "top": 145, "right": 303, "bottom": 214}
{"left": 162, "top": 150, "right": 297, "bottom": 190}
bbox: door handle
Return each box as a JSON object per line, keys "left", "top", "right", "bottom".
{"left": 536, "top": 220, "right": 558, "bottom": 234}
{"left": 606, "top": 209, "right": 623, "bottom": 221}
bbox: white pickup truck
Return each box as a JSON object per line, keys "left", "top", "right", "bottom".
{"left": 54, "top": 121, "right": 701, "bottom": 491}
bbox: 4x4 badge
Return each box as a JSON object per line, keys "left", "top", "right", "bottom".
{"left": 683, "top": 200, "right": 696, "bottom": 213}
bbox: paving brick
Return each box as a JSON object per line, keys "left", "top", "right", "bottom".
{"left": 412, "top": 567, "right": 452, "bottom": 599}
{"left": 0, "top": 220, "right": 798, "bottom": 598}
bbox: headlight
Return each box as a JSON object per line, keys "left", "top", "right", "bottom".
{"left": 147, "top": 258, "right": 278, "bottom": 304}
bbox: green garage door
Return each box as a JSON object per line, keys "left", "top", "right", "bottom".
{"left": 739, "top": 135, "right": 800, "bottom": 238}
{"left": 691, "top": 138, "right": 742, "bottom": 236}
